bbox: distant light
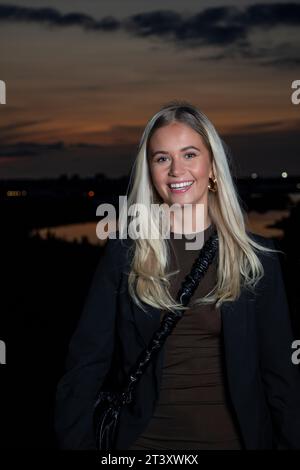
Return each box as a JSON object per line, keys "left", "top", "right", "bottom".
{"left": 6, "top": 190, "right": 22, "bottom": 197}
{"left": 251, "top": 172, "right": 258, "bottom": 179}
{"left": 88, "top": 190, "right": 95, "bottom": 197}
{"left": 281, "top": 172, "right": 288, "bottom": 178}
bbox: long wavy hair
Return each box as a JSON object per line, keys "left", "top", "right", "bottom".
{"left": 118, "top": 100, "right": 279, "bottom": 314}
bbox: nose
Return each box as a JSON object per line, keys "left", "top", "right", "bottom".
{"left": 168, "top": 157, "right": 185, "bottom": 177}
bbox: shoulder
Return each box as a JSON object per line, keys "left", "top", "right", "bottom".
{"left": 246, "top": 230, "right": 285, "bottom": 293}
{"left": 246, "top": 230, "right": 274, "bottom": 249}
{"left": 100, "top": 230, "right": 134, "bottom": 269}
{"left": 88, "top": 232, "right": 133, "bottom": 291}
{"left": 246, "top": 230, "right": 279, "bottom": 265}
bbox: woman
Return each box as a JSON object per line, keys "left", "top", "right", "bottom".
{"left": 54, "top": 101, "right": 300, "bottom": 450}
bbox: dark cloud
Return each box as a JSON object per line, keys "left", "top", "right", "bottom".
{"left": 124, "top": 4, "right": 300, "bottom": 64}
{"left": 125, "top": 7, "right": 247, "bottom": 46}
{"left": 1, "top": 3, "right": 300, "bottom": 40}
{"left": 0, "top": 141, "right": 65, "bottom": 159}
{"left": 196, "top": 40, "right": 300, "bottom": 68}
{"left": 262, "top": 57, "right": 300, "bottom": 67}
{"left": 232, "top": 120, "right": 286, "bottom": 132}
{"left": 242, "top": 3, "right": 300, "bottom": 27}
{"left": 0, "top": 4, "right": 120, "bottom": 31}
{"left": 124, "top": 10, "right": 182, "bottom": 38}
{"left": 0, "top": 119, "right": 49, "bottom": 133}
{"left": 0, "top": 142, "right": 136, "bottom": 179}
{"left": 1, "top": 3, "right": 299, "bottom": 66}
{"left": 0, "top": 119, "right": 52, "bottom": 145}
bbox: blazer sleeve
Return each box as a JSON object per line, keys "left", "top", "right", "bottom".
{"left": 54, "top": 236, "right": 123, "bottom": 449}
{"left": 256, "top": 237, "right": 300, "bottom": 449}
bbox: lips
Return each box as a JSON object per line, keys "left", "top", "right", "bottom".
{"left": 167, "top": 181, "right": 194, "bottom": 193}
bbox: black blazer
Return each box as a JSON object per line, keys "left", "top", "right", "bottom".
{"left": 54, "top": 231, "right": 300, "bottom": 450}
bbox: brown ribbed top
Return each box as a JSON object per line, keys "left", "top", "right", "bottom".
{"left": 129, "top": 223, "right": 243, "bottom": 450}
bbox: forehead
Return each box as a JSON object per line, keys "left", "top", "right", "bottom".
{"left": 149, "top": 122, "right": 204, "bottom": 150}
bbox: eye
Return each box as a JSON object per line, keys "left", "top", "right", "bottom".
{"left": 155, "top": 156, "right": 169, "bottom": 163}
{"left": 184, "top": 153, "right": 196, "bottom": 159}
{"left": 154, "top": 153, "right": 196, "bottom": 163}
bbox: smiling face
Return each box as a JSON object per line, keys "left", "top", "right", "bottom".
{"left": 147, "top": 121, "right": 213, "bottom": 230}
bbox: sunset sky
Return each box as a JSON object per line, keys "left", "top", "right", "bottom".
{"left": 1, "top": 0, "right": 300, "bottom": 178}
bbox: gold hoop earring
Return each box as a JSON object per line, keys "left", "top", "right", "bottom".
{"left": 208, "top": 176, "right": 217, "bottom": 193}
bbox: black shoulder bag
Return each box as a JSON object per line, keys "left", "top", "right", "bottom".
{"left": 93, "top": 230, "right": 219, "bottom": 451}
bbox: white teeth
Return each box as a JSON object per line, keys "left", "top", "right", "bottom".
{"left": 169, "top": 181, "right": 193, "bottom": 189}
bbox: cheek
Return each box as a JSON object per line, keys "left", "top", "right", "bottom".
{"left": 192, "top": 159, "right": 211, "bottom": 179}
{"left": 150, "top": 166, "right": 166, "bottom": 188}
{"left": 193, "top": 166, "right": 209, "bottom": 179}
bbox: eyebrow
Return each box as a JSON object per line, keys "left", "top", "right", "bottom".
{"left": 150, "top": 146, "right": 200, "bottom": 158}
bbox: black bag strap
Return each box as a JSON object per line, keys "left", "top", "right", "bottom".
{"left": 118, "top": 229, "right": 219, "bottom": 404}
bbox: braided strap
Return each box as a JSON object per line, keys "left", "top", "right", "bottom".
{"left": 123, "top": 230, "right": 219, "bottom": 400}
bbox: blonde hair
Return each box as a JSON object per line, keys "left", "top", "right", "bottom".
{"left": 118, "top": 100, "right": 280, "bottom": 314}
